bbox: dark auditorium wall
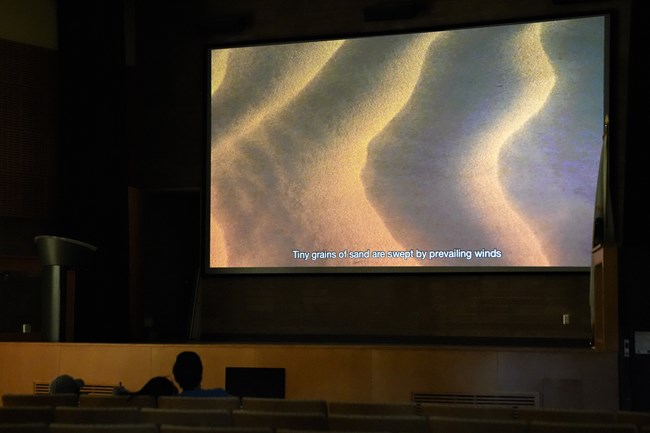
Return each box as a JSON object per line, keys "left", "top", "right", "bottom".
{"left": 0, "top": 0, "right": 629, "bottom": 340}
{"left": 129, "top": 0, "right": 622, "bottom": 344}
{"left": 617, "top": 0, "right": 650, "bottom": 411}
{"left": 0, "top": 1, "right": 60, "bottom": 337}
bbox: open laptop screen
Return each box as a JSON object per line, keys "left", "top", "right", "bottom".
{"left": 225, "top": 367, "right": 286, "bottom": 398}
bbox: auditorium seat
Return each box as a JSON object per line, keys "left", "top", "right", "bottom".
{"left": 53, "top": 406, "right": 144, "bottom": 424}
{"left": 0, "top": 423, "right": 48, "bottom": 432}
{"left": 428, "top": 415, "right": 528, "bottom": 433}
{"left": 327, "top": 401, "right": 419, "bottom": 416}
{"left": 160, "top": 426, "right": 273, "bottom": 433}
{"left": 528, "top": 420, "right": 637, "bottom": 433}
{"left": 517, "top": 407, "right": 618, "bottom": 423}
{"left": 0, "top": 407, "right": 54, "bottom": 424}
{"left": 1, "top": 393, "right": 79, "bottom": 407}
{"left": 327, "top": 414, "right": 429, "bottom": 433}
{"left": 158, "top": 396, "right": 241, "bottom": 411}
{"left": 241, "top": 398, "right": 328, "bottom": 415}
{"left": 48, "top": 423, "right": 159, "bottom": 433}
{"left": 79, "top": 394, "right": 156, "bottom": 408}
{"left": 616, "top": 410, "right": 650, "bottom": 430}
{"left": 276, "top": 430, "right": 386, "bottom": 433}
{"left": 232, "top": 410, "right": 328, "bottom": 431}
{"left": 418, "top": 402, "right": 517, "bottom": 419}
{"left": 140, "top": 408, "right": 232, "bottom": 427}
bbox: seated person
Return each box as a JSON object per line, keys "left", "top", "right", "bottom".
{"left": 172, "top": 351, "right": 230, "bottom": 397}
{"left": 49, "top": 374, "right": 84, "bottom": 395}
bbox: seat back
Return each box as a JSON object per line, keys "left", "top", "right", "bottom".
{"left": 49, "top": 423, "right": 159, "bottom": 433}
{"left": 241, "top": 398, "right": 327, "bottom": 415}
{"left": 0, "top": 407, "right": 54, "bottom": 424}
{"left": 232, "top": 410, "right": 328, "bottom": 431}
{"left": 328, "top": 401, "right": 418, "bottom": 416}
{"left": 518, "top": 407, "right": 617, "bottom": 423}
{"left": 141, "top": 408, "right": 232, "bottom": 427}
{"left": 0, "top": 422, "right": 49, "bottom": 432}
{"left": 79, "top": 395, "right": 156, "bottom": 408}
{"left": 2, "top": 393, "right": 79, "bottom": 407}
{"left": 616, "top": 410, "right": 650, "bottom": 430}
{"left": 419, "top": 402, "right": 517, "bottom": 419}
{"left": 428, "top": 415, "right": 528, "bottom": 433}
{"left": 529, "top": 420, "right": 637, "bottom": 433}
{"left": 327, "top": 414, "right": 429, "bottom": 433}
{"left": 157, "top": 396, "right": 241, "bottom": 411}
{"left": 160, "top": 427, "right": 273, "bottom": 433}
{"left": 53, "top": 407, "right": 144, "bottom": 424}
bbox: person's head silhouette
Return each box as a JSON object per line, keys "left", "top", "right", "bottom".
{"left": 172, "top": 351, "right": 203, "bottom": 392}
{"left": 49, "top": 374, "right": 84, "bottom": 395}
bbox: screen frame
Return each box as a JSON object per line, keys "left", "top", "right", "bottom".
{"left": 203, "top": 11, "right": 611, "bottom": 276}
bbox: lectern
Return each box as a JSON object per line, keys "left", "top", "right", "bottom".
{"left": 34, "top": 235, "right": 97, "bottom": 342}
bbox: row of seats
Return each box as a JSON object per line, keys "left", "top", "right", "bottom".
{"left": 0, "top": 408, "right": 645, "bottom": 433}
{"left": 0, "top": 415, "right": 646, "bottom": 433}
{"left": 2, "top": 395, "right": 650, "bottom": 432}
{"left": 3, "top": 394, "right": 650, "bottom": 425}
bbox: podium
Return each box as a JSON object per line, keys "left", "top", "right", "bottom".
{"left": 34, "top": 235, "right": 97, "bottom": 342}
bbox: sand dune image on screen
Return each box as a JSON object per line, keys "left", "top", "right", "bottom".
{"left": 209, "top": 16, "right": 605, "bottom": 269}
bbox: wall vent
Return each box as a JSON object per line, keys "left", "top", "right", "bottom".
{"left": 412, "top": 392, "right": 539, "bottom": 407}
{"left": 34, "top": 382, "right": 117, "bottom": 395}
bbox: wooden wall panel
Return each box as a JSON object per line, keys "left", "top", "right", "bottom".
{"left": 0, "top": 342, "right": 618, "bottom": 410}
{"left": 0, "top": 343, "right": 60, "bottom": 393}
{"left": 497, "top": 351, "right": 618, "bottom": 410}
{"left": 58, "top": 344, "right": 153, "bottom": 390}
{"left": 254, "top": 346, "right": 373, "bottom": 401}
{"left": 371, "top": 347, "right": 500, "bottom": 401}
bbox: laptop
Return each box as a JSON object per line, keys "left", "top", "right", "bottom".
{"left": 225, "top": 367, "right": 286, "bottom": 398}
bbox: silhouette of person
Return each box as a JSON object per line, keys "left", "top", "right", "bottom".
{"left": 114, "top": 376, "right": 178, "bottom": 397}
{"left": 49, "top": 374, "right": 84, "bottom": 395}
{"left": 172, "top": 351, "right": 230, "bottom": 397}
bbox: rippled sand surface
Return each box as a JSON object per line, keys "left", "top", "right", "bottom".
{"left": 210, "top": 17, "right": 604, "bottom": 268}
